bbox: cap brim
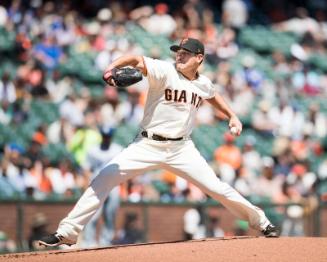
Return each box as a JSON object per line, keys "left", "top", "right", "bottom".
{"left": 170, "top": 45, "right": 181, "bottom": 52}
{"left": 170, "top": 45, "right": 203, "bottom": 54}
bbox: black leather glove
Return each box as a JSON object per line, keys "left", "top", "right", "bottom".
{"left": 106, "top": 67, "right": 143, "bottom": 88}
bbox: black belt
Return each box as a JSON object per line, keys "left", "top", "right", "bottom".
{"left": 141, "top": 131, "right": 183, "bottom": 141}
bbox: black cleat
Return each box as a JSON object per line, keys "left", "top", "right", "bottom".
{"left": 39, "top": 232, "right": 75, "bottom": 247}
{"left": 262, "top": 224, "right": 279, "bottom": 238}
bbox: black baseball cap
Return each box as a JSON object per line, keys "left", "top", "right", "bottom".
{"left": 170, "top": 38, "right": 205, "bottom": 55}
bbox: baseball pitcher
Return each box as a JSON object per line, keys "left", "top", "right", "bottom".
{"left": 39, "top": 38, "right": 278, "bottom": 247}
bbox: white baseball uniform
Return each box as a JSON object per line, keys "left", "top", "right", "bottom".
{"left": 57, "top": 57, "right": 271, "bottom": 241}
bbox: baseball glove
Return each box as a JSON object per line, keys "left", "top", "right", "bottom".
{"left": 106, "top": 67, "right": 143, "bottom": 88}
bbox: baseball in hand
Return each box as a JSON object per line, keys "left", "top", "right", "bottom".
{"left": 230, "top": 127, "right": 238, "bottom": 135}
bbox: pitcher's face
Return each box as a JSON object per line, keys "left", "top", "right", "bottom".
{"left": 175, "top": 49, "right": 203, "bottom": 72}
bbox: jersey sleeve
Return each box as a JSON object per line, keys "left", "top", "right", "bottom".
{"left": 207, "top": 82, "right": 217, "bottom": 99}
{"left": 143, "top": 56, "right": 172, "bottom": 86}
{"left": 203, "top": 76, "right": 218, "bottom": 99}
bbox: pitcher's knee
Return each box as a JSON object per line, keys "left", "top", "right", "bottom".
{"left": 203, "top": 184, "right": 224, "bottom": 197}
{"left": 91, "top": 163, "right": 121, "bottom": 187}
{"left": 203, "top": 181, "right": 233, "bottom": 198}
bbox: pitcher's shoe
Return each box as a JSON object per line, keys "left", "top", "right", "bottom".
{"left": 262, "top": 224, "right": 279, "bottom": 237}
{"left": 39, "top": 232, "right": 75, "bottom": 247}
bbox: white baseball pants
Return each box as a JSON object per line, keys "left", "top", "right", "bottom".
{"left": 57, "top": 137, "right": 271, "bottom": 241}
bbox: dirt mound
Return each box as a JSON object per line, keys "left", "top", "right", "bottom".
{"left": 1, "top": 237, "right": 327, "bottom": 262}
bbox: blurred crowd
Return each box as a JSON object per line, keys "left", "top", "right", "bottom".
{"left": 0, "top": 0, "right": 327, "bottom": 243}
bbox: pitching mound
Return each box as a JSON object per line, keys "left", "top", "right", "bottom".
{"left": 1, "top": 237, "right": 327, "bottom": 262}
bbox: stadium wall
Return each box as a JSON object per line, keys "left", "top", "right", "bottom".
{"left": 0, "top": 200, "right": 325, "bottom": 249}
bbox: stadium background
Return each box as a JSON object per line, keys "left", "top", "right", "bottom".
{"left": 0, "top": 0, "right": 327, "bottom": 254}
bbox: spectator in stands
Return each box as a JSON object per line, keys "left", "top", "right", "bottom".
{"left": 186, "top": 182, "right": 207, "bottom": 202}
{"left": 112, "top": 212, "right": 144, "bottom": 245}
{"left": 115, "top": 88, "right": 144, "bottom": 125}
{"left": 286, "top": 163, "right": 317, "bottom": 197}
{"left": 10, "top": 100, "right": 29, "bottom": 127}
{"left": 238, "top": 55, "right": 264, "bottom": 93}
{"left": 110, "top": 2, "right": 128, "bottom": 23}
{"left": 29, "top": 158, "right": 54, "bottom": 198}
{"left": 273, "top": 147, "right": 294, "bottom": 177}
{"left": 95, "top": 44, "right": 115, "bottom": 72}
{"left": 154, "top": 170, "right": 177, "bottom": 202}
{"left": 9, "top": 161, "right": 36, "bottom": 197}
{"left": 281, "top": 204, "right": 305, "bottom": 236}
{"left": 15, "top": 31, "right": 32, "bottom": 62}
{"left": 318, "top": 159, "right": 327, "bottom": 181}
{"left": 32, "top": 125, "right": 48, "bottom": 146}
{"left": 143, "top": 3, "right": 176, "bottom": 36}
{"left": 251, "top": 100, "right": 277, "bottom": 137}
{"left": 274, "top": 7, "right": 320, "bottom": 36}
{"left": 0, "top": 158, "right": 18, "bottom": 198}
{"left": 290, "top": 131, "right": 313, "bottom": 161}
{"left": 224, "top": 81, "right": 255, "bottom": 119}
{"left": 202, "top": 8, "right": 218, "bottom": 43}
{"left": 268, "top": 100, "right": 299, "bottom": 138}
{"left": 100, "top": 86, "right": 122, "bottom": 128}
{"left": 0, "top": 72, "right": 16, "bottom": 104}
{"left": 272, "top": 51, "right": 291, "bottom": 75}
{"left": 68, "top": 112, "right": 101, "bottom": 166}
{"left": 47, "top": 115, "right": 75, "bottom": 145}
{"left": 315, "top": 10, "right": 327, "bottom": 41}
{"left": 215, "top": 63, "right": 232, "bottom": 93}
{"left": 182, "top": 0, "right": 206, "bottom": 38}
{"left": 5, "top": 143, "right": 38, "bottom": 197}
{"left": 233, "top": 166, "right": 253, "bottom": 197}
{"left": 81, "top": 126, "right": 122, "bottom": 247}
{"left": 253, "top": 156, "right": 285, "bottom": 202}
{"left": 214, "top": 132, "right": 242, "bottom": 185}
{"left": 292, "top": 64, "right": 321, "bottom": 95}
{"left": 45, "top": 71, "right": 74, "bottom": 103}
{"left": 183, "top": 204, "right": 206, "bottom": 240}
{"left": 0, "top": 100, "right": 11, "bottom": 125}
{"left": 0, "top": 5, "right": 8, "bottom": 27}
{"left": 33, "top": 34, "right": 64, "bottom": 71}
{"left": 216, "top": 27, "right": 239, "bottom": 60}
{"left": 46, "top": 160, "right": 76, "bottom": 198}
{"left": 24, "top": 136, "right": 45, "bottom": 165}
{"left": 27, "top": 63, "right": 49, "bottom": 98}
{"left": 241, "top": 135, "right": 261, "bottom": 176}
{"left": 125, "top": 179, "right": 144, "bottom": 203}
{"left": 215, "top": 132, "right": 242, "bottom": 170}
{"left": 7, "top": 0, "right": 23, "bottom": 26}
{"left": 206, "top": 216, "right": 225, "bottom": 238}
{"left": 222, "top": 0, "right": 248, "bottom": 30}
{"left": 279, "top": 176, "right": 316, "bottom": 236}
{"left": 303, "top": 103, "right": 327, "bottom": 138}
{"left": 59, "top": 95, "right": 85, "bottom": 127}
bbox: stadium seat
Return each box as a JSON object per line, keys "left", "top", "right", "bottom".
{"left": 42, "top": 143, "right": 74, "bottom": 164}
{"left": 113, "top": 123, "right": 139, "bottom": 147}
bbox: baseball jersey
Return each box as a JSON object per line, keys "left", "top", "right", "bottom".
{"left": 142, "top": 57, "right": 217, "bottom": 138}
